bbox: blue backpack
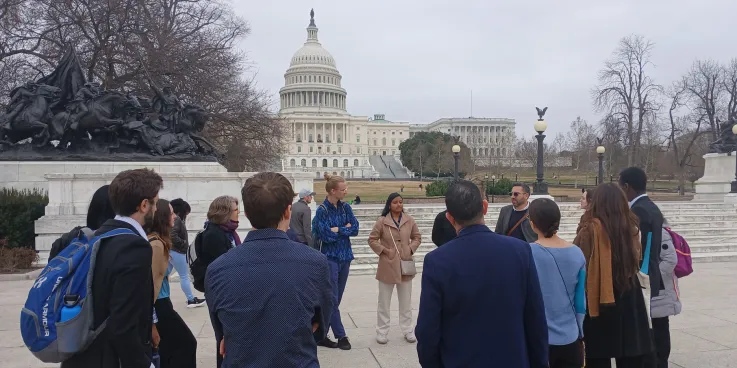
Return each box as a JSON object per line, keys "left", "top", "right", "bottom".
{"left": 20, "top": 227, "right": 137, "bottom": 363}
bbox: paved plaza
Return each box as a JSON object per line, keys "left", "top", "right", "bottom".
{"left": 1, "top": 262, "right": 737, "bottom": 367}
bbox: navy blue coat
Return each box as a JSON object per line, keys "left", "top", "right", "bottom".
{"left": 416, "top": 224, "right": 548, "bottom": 368}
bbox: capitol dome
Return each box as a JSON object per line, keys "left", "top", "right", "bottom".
{"left": 279, "top": 9, "right": 347, "bottom": 115}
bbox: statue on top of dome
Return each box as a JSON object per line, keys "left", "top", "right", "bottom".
{"left": 309, "top": 9, "right": 316, "bottom": 27}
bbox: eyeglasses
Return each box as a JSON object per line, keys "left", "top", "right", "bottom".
{"left": 510, "top": 192, "right": 526, "bottom": 197}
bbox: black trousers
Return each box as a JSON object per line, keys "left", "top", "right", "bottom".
{"left": 652, "top": 317, "right": 671, "bottom": 367}
{"left": 549, "top": 340, "right": 584, "bottom": 368}
{"left": 154, "top": 297, "right": 197, "bottom": 368}
{"left": 587, "top": 355, "right": 649, "bottom": 368}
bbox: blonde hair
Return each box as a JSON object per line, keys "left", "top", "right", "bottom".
{"left": 324, "top": 173, "right": 345, "bottom": 193}
{"left": 207, "top": 195, "right": 238, "bottom": 225}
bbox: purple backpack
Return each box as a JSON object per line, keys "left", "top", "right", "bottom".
{"left": 665, "top": 228, "right": 693, "bottom": 278}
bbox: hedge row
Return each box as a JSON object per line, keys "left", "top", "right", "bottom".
{"left": 0, "top": 188, "right": 48, "bottom": 249}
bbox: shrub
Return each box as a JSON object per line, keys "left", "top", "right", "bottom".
{"left": 487, "top": 178, "right": 514, "bottom": 196}
{"left": 0, "top": 188, "right": 48, "bottom": 249}
{"left": 425, "top": 180, "right": 450, "bottom": 197}
{"left": 0, "top": 246, "right": 39, "bottom": 272}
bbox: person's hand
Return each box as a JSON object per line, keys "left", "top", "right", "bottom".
{"left": 345, "top": 223, "right": 352, "bottom": 228}
{"left": 219, "top": 338, "right": 225, "bottom": 357}
{"left": 330, "top": 227, "right": 339, "bottom": 233}
{"left": 152, "top": 325, "right": 160, "bottom": 348}
{"left": 312, "top": 322, "right": 319, "bottom": 333}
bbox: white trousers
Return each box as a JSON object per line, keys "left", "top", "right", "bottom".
{"left": 376, "top": 280, "right": 413, "bottom": 336}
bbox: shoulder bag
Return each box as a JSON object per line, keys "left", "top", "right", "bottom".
{"left": 389, "top": 224, "right": 416, "bottom": 276}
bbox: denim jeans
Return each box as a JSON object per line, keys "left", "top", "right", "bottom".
{"left": 327, "top": 259, "right": 351, "bottom": 339}
{"left": 170, "top": 251, "right": 194, "bottom": 301}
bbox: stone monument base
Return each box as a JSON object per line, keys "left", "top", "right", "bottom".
{"left": 34, "top": 170, "right": 315, "bottom": 257}
{"left": 0, "top": 161, "right": 227, "bottom": 192}
{"left": 694, "top": 152, "right": 736, "bottom": 202}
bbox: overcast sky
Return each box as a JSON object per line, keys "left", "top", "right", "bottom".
{"left": 233, "top": 0, "right": 737, "bottom": 139}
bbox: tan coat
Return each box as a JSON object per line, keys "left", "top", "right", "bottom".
{"left": 149, "top": 235, "right": 169, "bottom": 302}
{"left": 368, "top": 213, "right": 422, "bottom": 284}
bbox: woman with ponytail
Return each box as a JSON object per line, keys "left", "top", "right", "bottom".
{"left": 528, "top": 198, "right": 587, "bottom": 368}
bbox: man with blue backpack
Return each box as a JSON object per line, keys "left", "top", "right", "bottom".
{"left": 22, "top": 168, "right": 164, "bottom": 368}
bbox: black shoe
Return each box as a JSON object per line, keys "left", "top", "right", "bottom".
{"left": 337, "top": 337, "right": 352, "bottom": 351}
{"left": 317, "top": 337, "right": 338, "bottom": 349}
{"left": 187, "top": 297, "right": 206, "bottom": 308}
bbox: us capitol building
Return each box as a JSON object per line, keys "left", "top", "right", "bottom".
{"left": 279, "top": 10, "right": 516, "bottom": 178}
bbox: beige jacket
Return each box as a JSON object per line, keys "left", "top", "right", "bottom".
{"left": 149, "top": 234, "right": 169, "bottom": 302}
{"left": 368, "top": 213, "right": 422, "bottom": 284}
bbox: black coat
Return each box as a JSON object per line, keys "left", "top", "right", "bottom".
{"left": 431, "top": 210, "right": 456, "bottom": 247}
{"left": 631, "top": 196, "right": 664, "bottom": 296}
{"left": 61, "top": 219, "right": 154, "bottom": 368}
{"left": 198, "top": 224, "right": 233, "bottom": 267}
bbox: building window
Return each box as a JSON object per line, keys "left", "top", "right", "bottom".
{"left": 308, "top": 134, "right": 313, "bottom": 143}
{"left": 356, "top": 147, "right": 361, "bottom": 154}
{"left": 290, "top": 159, "right": 295, "bottom": 167}
{"left": 337, "top": 135, "right": 342, "bottom": 143}
{"left": 312, "top": 159, "right": 317, "bottom": 167}
{"left": 332, "top": 159, "right": 338, "bottom": 167}
{"left": 400, "top": 132, "right": 403, "bottom": 135}
{"left": 317, "top": 134, "right": 322, "bottom": 143}
{"left": 382, "top": 138, "right": 386, "bottom": 146}
{"left": 326, "top": 134, "right": 330, "bottom": 143}
{"left": 316, "top": 171, "right": 321, "bottom": 178}
{"left": 296, "top": 134, "right": 302, "bottom": 142}
{"left": 356, "top": 135, "right": 360, "bottom": 143}
{"left": 322, "top": 159, "right": 328, "bottom": 167}
{"left": 373, "top": 139, "right": 377, "bottom": 146}
{"left": 298, "top": 146, "right": 302, "bottom": 153}
{"left": 301, "top": 159, "right": 306, "bottom": 166}
{"left": 343, "top": 159, "right": 349, "bottom": 167}
{"left": 338, "top": 146, "right": 341, "bottom": 153}
{"left": 392, "top": 139, "right": 395, "bottom": 146}
{"left": 392, "top": 132, "right": 395, "bottom": 135}
{"left": 354, "top": 159, "right": 359, "bottom": 166}
{"left": 310, "top": 146, "right": 313, "bottom": 153}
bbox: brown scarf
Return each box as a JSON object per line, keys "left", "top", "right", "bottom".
{"left": 575, "top": 218, "right": 615, "bottom": 317}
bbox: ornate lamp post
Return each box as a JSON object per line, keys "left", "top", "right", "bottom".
{"left": 491, "top": 175, "right": 496, "bottom": 203}
{"left": 452, "top": 144, "right": 461, "bottom": 180}
{"left": 731, "top": 124, "right": 737, "bottom": 193}
{"left": 533, "top": 107, "right": 549, "bottom": 195}
{"left": 596, "top": 138, "right": 605, "bottom": 186}
{"left": 484, "top": 174, "right": 489, "bottom": 199}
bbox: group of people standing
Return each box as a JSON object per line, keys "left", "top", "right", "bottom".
{"left": 426, "top": 167, "right": 681, "bottom": 367}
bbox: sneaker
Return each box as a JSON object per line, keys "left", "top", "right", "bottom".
{"left": 317, "top": 337, "right": 338, "bottom": 349}
{"left": 404, "top": 332, "right": 417, "bottom": 343}
{"left": 187, "top": 297, "right": 206, "bottom": 308}
{"left": 337, "top": 337, "right": 352, "bottom": 350}
{"left": 376, "top": 333, "right": 388, "bottom": 345}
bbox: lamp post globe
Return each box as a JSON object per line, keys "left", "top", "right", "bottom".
{"left": 533, "top": 114, "right": 549, "bottom": 195}
{"left": 596, "top": 145, "right": 605, "bottom": 185}
{"left": 452, "top": 144, "right": 461, "bottom": 180}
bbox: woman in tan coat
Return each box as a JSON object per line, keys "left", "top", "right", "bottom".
{"left": 368, "top": 193, "right": 422, "bottom": 344}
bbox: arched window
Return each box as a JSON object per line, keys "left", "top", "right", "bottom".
{"left": 332, "top": 159, "right": 338, "bottom": 167}
{"left": 340, "top": 171, "right": 345, "bottom": 177}
{"left": 301, "top": 159, "right": 306, "bottom": 166}
{"left": 354, "top": 159, "right": 359, "bottom": 166}
{"left": 316, "top": 172, "right": 321, "bottom": 178}
{"left": 322, "top": 159, "right": 328, "bottom": 167}
{"left": 311, "top": 159, "right": 317, "bottom": 167}
{"left": 343, "top": 159, "right": 348, "bottom": 167}
{"left": 382, "top": 138, "right": 386, "bottom": 146}
{"left": 333, "top": 172, "right": 337, "bottom": 176}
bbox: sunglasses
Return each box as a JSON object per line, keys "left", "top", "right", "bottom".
{"left": 509, "top": 192, "right": 527, "bottom": 197}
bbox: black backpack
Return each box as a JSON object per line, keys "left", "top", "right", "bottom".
{"left": 187, "top": 230, "right": 207, "bottom": 292}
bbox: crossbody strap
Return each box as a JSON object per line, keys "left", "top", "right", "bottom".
{"left": 507, "top": 213, "right": 529, "bottom": 236}
{"left": 388, "top": 224, "right": 401, "bottom": 257}
{"left": 539, "top": 245, "right": 583, "bottom": 339}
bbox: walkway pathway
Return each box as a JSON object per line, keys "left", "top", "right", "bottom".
{"left": 2, "top": 263, "right": 737, "bottom": 367}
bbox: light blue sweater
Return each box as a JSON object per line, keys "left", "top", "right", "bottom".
{"left": 530, "top": 243, "right": 587, "bottom": 346}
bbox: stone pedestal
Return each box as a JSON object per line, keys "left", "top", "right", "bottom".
{"left": 0, "top": 161, "right": 226, "bottom": 192}
{"left": 34, "top": 169, "right": 314, "bottom": 253}
{"left": 694, "top": 152, "right": 736, "bottom": 201}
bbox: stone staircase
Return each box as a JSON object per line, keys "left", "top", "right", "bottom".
{"left": 383, "top": 156, "right": 411, "bottom": 178}
{"left": 345, "top": 202, "right": 737, "bottom": 275}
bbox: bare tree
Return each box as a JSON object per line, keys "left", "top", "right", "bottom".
{"left": 723, "top": 58, "right": 737, "bottom": 122}
{"left": 593, "top": 34, "right": 660, "bottom": 167}
{"left": 565, "top": 117, "right": 597, "bottom": 171}
{"left": 667, "top": 79, "right": 708, "bottom": 195}
{"left": 686, "top": 59, "right": 722, "bottom": 142}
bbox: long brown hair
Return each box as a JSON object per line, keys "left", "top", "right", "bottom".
{"left": 147, "top": 198, "right": 173, "bottom": 257}
{"left": 584, "top": 183, "right": 641, "bottom": 291}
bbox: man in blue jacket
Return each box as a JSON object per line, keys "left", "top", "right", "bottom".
{"left": 416, "top": 179, "right": 548, "bottom": 368}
